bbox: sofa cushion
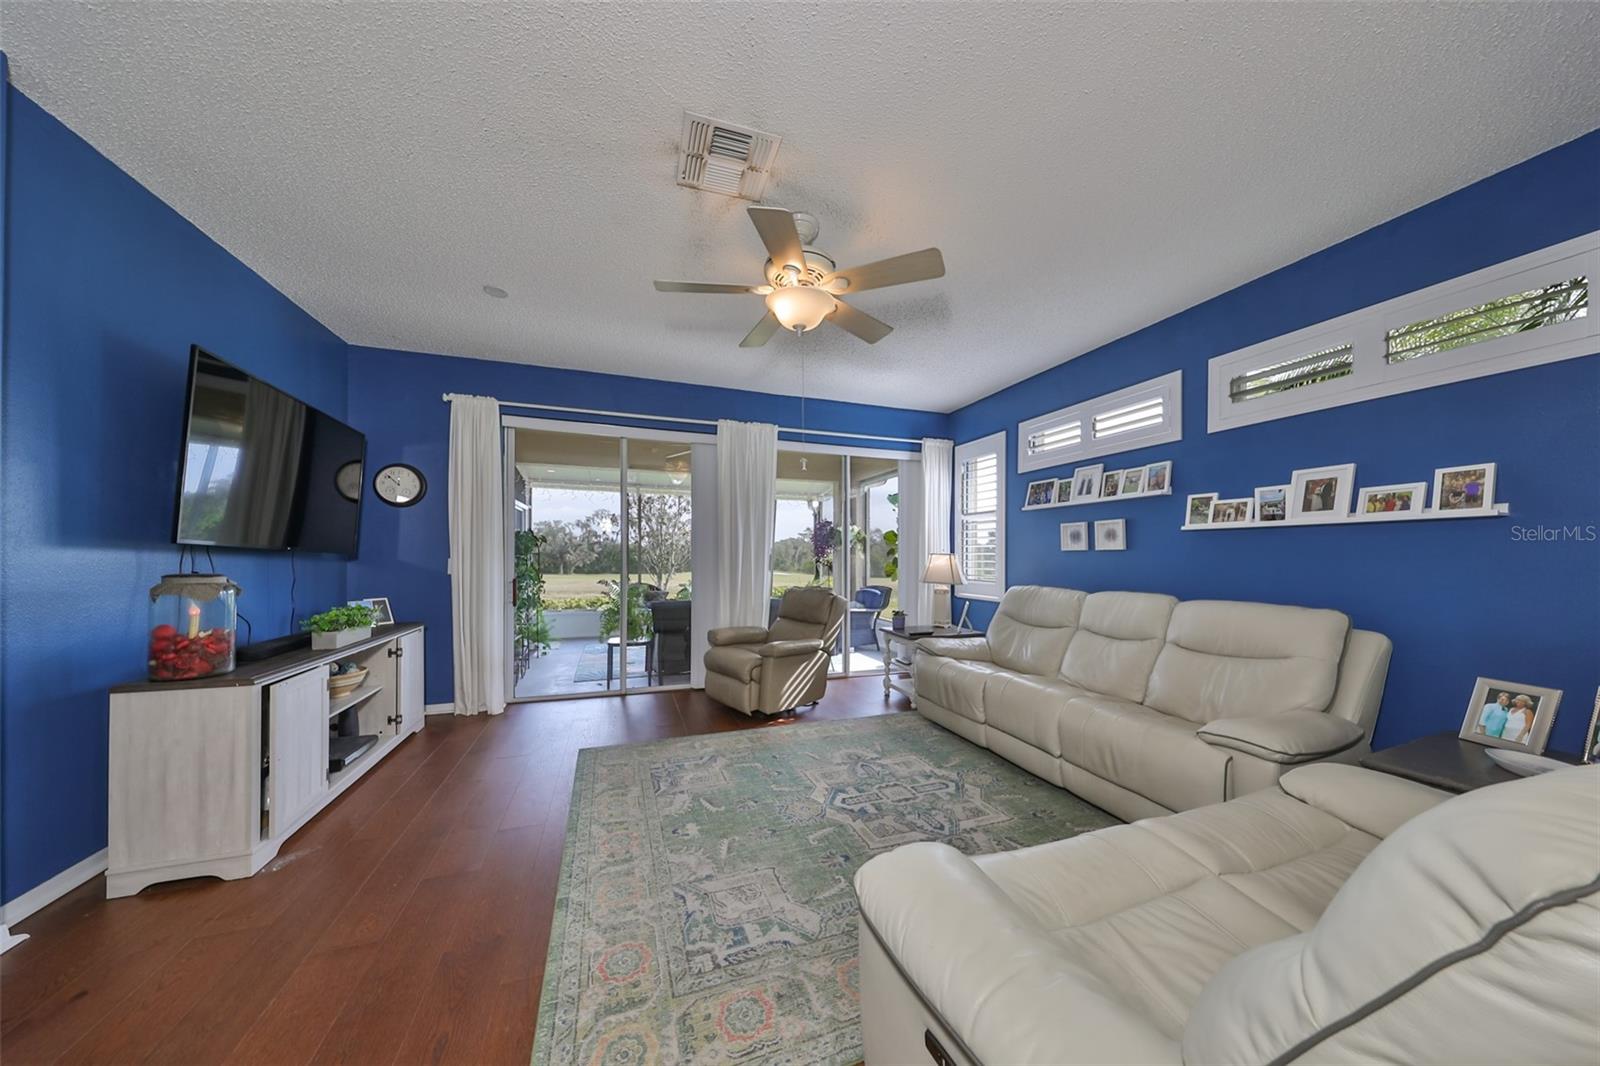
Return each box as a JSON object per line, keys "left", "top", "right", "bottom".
{"left": 1182, "top": 765, "right": 1600, "bottom": 1066}
{"left": 984, "top": 674, "right": 1092, "bottom": 756}
{"left": 705, "top": 644, "right": 762, "bottom": 683}
{"left": 972, "top": 782, "right": 1386, "bottom": 1039}
{"left": 1059, "top": 695, "right": 1231, "bottom": 813}
{"left": 1144, "top": 600, "right": 1350, "bottom": 724}
{"left": 986, "top": 585, "right": 1086, "bottom": 675}
{"left": 915, "top": 654, "right": 1004, "bottom": 723}
{"left": 1058, "top": 592, "right": 1176, "bottom": 703}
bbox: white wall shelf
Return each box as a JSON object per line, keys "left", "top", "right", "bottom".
{"left": 1181, "top": 503, "right": 1509, "bottom": 530}
{"left": 1024, "top": 488, "right": 1172, "bottom": 512}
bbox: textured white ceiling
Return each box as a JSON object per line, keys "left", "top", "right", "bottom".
{"left": 5, "top": 2, "right": 1599, "bottom": 412}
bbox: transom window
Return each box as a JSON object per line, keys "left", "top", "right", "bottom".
{"left": 1017, "top": 371, "right": 1183, "bottom": 472}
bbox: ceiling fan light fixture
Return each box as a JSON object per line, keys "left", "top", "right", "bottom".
{"left": 766, "top": 285, "right": 836, "bottom": 334}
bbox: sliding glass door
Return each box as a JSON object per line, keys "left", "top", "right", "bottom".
{"left": 507, "top": 422, "right": 699, "bottom": 700}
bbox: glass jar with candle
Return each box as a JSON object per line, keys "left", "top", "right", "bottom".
{"left": 147, "top": 574, "right": 241, "bottom": 681}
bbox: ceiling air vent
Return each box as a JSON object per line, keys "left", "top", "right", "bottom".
{"left": 677, "top": 112, "right": 781, "bottom": 201}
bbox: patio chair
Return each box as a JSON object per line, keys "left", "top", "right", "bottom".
{"left": 849, "top": 585, "right": 893, "bottom": 650}
{"left": 648, "top": 598, "right": 691, "bottom": 684}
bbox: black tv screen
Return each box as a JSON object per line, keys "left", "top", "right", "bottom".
{"left": 173, "top": 347, "right": 365, "bottom": 557}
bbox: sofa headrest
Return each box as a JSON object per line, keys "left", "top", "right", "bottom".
{"left": 778, "top": 585, "right": 840, "bottom": 625}
{"left": 1182, "top": 765, "right": 1600, "bottom": 1065}
{"left": 1165, "top": 600, "right": 1349, "bottom": 661}
{"left": 1079, "top": 591, "right": 1178, "bottom": 640}
{"left": 997, "top": 585, "right": 1086, "bottom": 628}
{"left": 1144, "top": 600, "right": 1350, "bottom": 723}
{"left": 1057, "top": 592, "right": 1178, "bottom": 702}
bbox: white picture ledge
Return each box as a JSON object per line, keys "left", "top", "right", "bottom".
{"left": 1024, "top": 486, "right": 1172, "bottom": 511}
{"left": 1181, "top": 502, "right": 1510, "bottom": 530}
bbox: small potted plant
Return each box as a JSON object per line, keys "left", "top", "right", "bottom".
{"left": 302, "top": 603, "right": 376, "bottom": 650}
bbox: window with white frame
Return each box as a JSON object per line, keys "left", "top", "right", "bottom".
{"left": 955, "top": 432, "right": 1005, "bottom": 600}
{"left": 1208, "top": 231, "right": 1598, "bottom": 433}
{"left": 1017, "top": 370, "right": 1182, "bottom": 472}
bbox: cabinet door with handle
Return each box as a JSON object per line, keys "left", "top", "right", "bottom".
{"left": 397, "top": 628, "right": 426, "bottom": 735}
{"left": 267, "top": 667, "right": 330, "bottom": 839}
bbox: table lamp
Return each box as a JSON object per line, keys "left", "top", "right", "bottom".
{"left": 922, "top": 552, "right": 966, "bottom": 628}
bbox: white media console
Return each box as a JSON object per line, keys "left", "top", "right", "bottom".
{"left": 106, "top": 623, "right": 426, "bottom": 898}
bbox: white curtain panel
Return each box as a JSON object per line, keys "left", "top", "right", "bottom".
{"left": 447, "top": 395, "right": 507, "bottom": 716}
{"left": 897, "top": 458, "right": 925, "bottom": 625}
{"left": 917, "top": 438, "right": 955, "bottom": 625}
{"left": 715, "top": 419, "right": 778, "bottom": 629}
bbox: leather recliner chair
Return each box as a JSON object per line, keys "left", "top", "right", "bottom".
{"left": 704, "top": 587, "right": 847, "bottom": 716}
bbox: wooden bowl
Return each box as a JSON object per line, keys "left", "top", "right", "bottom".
{"left": 328, "top": 666, "right": 369, "bottom": 698}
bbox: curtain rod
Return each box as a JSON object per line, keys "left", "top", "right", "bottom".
{"left": 440, "top": 394, "right": 926, "bottom": 446}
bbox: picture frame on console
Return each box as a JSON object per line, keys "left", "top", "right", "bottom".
{"left": 1460, "top": 677, "right": 1562, "bottom": 754}
{"left": 1433, "top": 463, "right": 1496, "bottom": 513}
{"left": 1357, "top": 482, "right": 1428, "bottom": 519}
{"left": 1288, "top": 463, "right": 1356, "bottom": 522}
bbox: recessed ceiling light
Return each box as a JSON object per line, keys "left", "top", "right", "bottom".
{"left": 482, "top": 285, "right": 508, "bottom": 299}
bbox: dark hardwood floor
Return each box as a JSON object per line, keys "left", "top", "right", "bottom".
{"left": 0, "top": 676, "right": 910, "bottom": 1065}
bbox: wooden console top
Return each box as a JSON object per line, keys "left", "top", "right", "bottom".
{"left": 110, "top": 622, "right": 425, "bottom": 694}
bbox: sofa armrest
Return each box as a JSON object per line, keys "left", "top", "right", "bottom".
{"left": 708, "top": 626, "right": 768, "bottom": 646}
{"left": 1198, "top": 710, "right": 1365, "bottom": 764}
{"left": 756, "top": 639, "right": 824, "bottom": 658}
{"left": 916, "top": 636, "right": 992, "bottom": 661}
{"left": 855, "top": 842, "right": 1179, "bottom": 1066}
{"left": 1279, "top": 763, "right": 1450, "bottom": 839}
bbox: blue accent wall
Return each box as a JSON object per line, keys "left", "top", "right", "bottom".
{"left": 950, "top": 129, "right": 1600, "bottom": 754}
{"left": 346, "top": 345, "right": 950, "bottom": 706}
{"left": 0, "top": 85, "right": 349, "bottom": 905}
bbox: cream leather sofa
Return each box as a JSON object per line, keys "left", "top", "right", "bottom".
{"left": 855, "top": 763, "right": 1600, "bottom": 1065}
{"left": 914, "top": 586, "right": 1390, "bottom": 820}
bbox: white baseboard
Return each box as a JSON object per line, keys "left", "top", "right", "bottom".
{"left": 0, "top": 924, "right": 29, "bottom": 954}
{"left": 3, "top": 847, "right": 108, "bottom": 927}
{"left": 425, "top": 702, "right": 454, "bottom": 716}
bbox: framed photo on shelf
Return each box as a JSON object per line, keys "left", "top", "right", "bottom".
{"left": 1459, "top": 677, "right": 1562, "bottom": 754}
{"left": 1254, "top": 484, "right": 1289, "bottom": 523}
{"left": 1060, "top": 521, "right": 1089, "bottom": 551}
{"left": 1101, "top": 470, "right": 1123, "bottom": 498}
{"left": 1288, "top": 463, "right": 1356, "bottom": 522}
{"left": 1357, "top": 482, "right": 1428, "bottom": 519}
{"left": 1024, "top": 478, "right": 1058, "bottom": 509}
{"left": 1433, "top": 463, "right": 1496, "bottom": 513}
{"left": 1072, "top": 464, "right": 1104, "bottom": 502}
{"left": 1093, "top": 518, "right": 1126, "bottom": 550}
{"left": 348, "top": 596, "right": 394, "bottom": 625}
{"left": 1210, "top": 497, "right": 1253, "bottom": 524}
{"left": 1186, "top": 493, "right": 1218, "bottom": 526}
{"left": 1121, "top": 468, "right": 1146, "bottom": 496}
{"left": 1055, "top": 477, "right": 1075, "bottom": 503}
{"left": 1144, "top": 461, "right": 1172, "bottom": 494}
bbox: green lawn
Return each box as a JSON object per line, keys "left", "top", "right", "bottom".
{"left": 542, "top": 571, "right": 897, "bottom": 609}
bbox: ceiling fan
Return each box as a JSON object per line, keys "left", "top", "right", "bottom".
{"left": 653, "top": 206, "right": 945, "bottom": 347}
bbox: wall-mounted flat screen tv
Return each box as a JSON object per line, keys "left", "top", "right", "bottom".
{"left": 173, "top": 346, "right": 365, "bottom": 557}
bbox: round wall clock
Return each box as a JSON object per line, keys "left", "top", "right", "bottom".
{"left": 335, "top": 460, "right": 364, "bottom": 502}
{"left": 373, "top": 464, "right": 427, "bottom": 507}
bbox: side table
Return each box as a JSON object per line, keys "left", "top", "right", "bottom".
{"left": 1360, "top": 732, "right": 1582, "bottom": 793}
{"left": 876, "top": 624, "right": 982, "bottom": 706}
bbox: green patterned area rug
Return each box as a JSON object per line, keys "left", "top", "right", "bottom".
{"left": 532, "top": 712, "right": 1117, "bottom": 1065}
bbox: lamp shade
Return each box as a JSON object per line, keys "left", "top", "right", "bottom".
{"left": 921, "top": 552, "right": 966, "bottom": 586}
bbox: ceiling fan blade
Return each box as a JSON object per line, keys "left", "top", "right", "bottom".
{"left": 824, "top": 248, "right": 945, "bottom": 294}
{"left": 740, "top": 312, "right": 782, "bottom": 348}
{"left": 747, "top": 206, "right": 806, "bottom": 271}
{"left": 829, "top": 300, "right": 893, "bottom": 344}
{"left": 653, "top": 280, "right": 757, "bottom": 294}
